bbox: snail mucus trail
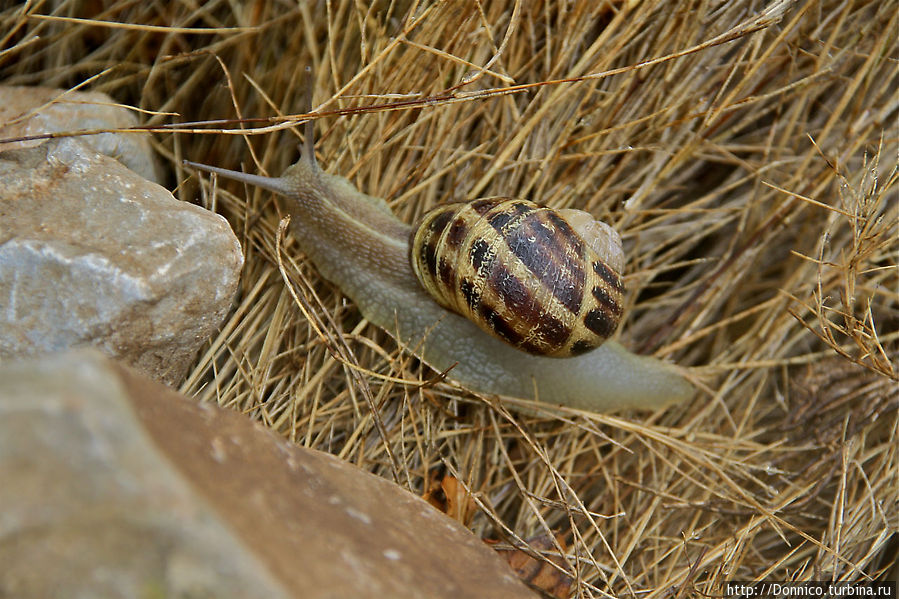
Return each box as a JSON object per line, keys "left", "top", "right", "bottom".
{"left": 184, "top": 102, "right": 693, "bottom": 413}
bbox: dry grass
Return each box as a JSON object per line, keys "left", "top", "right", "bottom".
{"left": 3, "top": 0, "right": 897, "bottom": 595}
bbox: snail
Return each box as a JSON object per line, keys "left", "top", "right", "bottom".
{"left": 184, "top": 96, "right": 693, "bottom": 412}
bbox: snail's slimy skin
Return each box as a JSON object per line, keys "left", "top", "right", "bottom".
{"left": 185, "top": 153, "right": 693, "bottom": 412}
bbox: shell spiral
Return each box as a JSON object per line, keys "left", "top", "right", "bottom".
{"left": 410, "top": 198, "right": 625, "bottom": 357}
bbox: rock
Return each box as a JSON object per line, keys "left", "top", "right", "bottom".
{"left": 0, "top": 351, "right": 536, "bottom": 599}
{"left": 0, "top": 139, "right": 243, "bottom": 386}
{"left": 0, "top": 85, "right": 161, "bottom": 183}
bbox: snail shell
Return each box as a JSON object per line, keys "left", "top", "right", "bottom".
{"left": 410, "top": 198, "right": 625, "bottom": 357}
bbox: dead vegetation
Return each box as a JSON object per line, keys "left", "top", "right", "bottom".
{"left": 2, "top": 0, "right": 896, "bottom": 595}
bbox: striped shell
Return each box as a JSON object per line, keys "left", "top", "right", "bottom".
{"left": 410, "top": 198, "right": 625, "bottom": 357}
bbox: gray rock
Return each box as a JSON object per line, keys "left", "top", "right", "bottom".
{"left": 0, "top": 351, "right": 536, "bottom": 599}
{"left": 0, "top": 138, "right": 243, "bottom": 385}
{"left": 0, "top": 85, "right": 161, "bottom": 183}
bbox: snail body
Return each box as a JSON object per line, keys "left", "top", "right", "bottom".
{"left": 185, "top": 120, "right": 693, "bottom": 412}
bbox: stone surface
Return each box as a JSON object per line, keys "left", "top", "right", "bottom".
{"left": 0, "top": 138, "right": 243, "bottom": 385}
{"left": 0, "top": 85, "right": 161, "bottom": 183}
{"left": 0, "top": 351, "right": 536, "bottom": 599}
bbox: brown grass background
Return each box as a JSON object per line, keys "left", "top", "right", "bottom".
{"left": 2, "top": 0, "right": 897, "bottom": 595}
